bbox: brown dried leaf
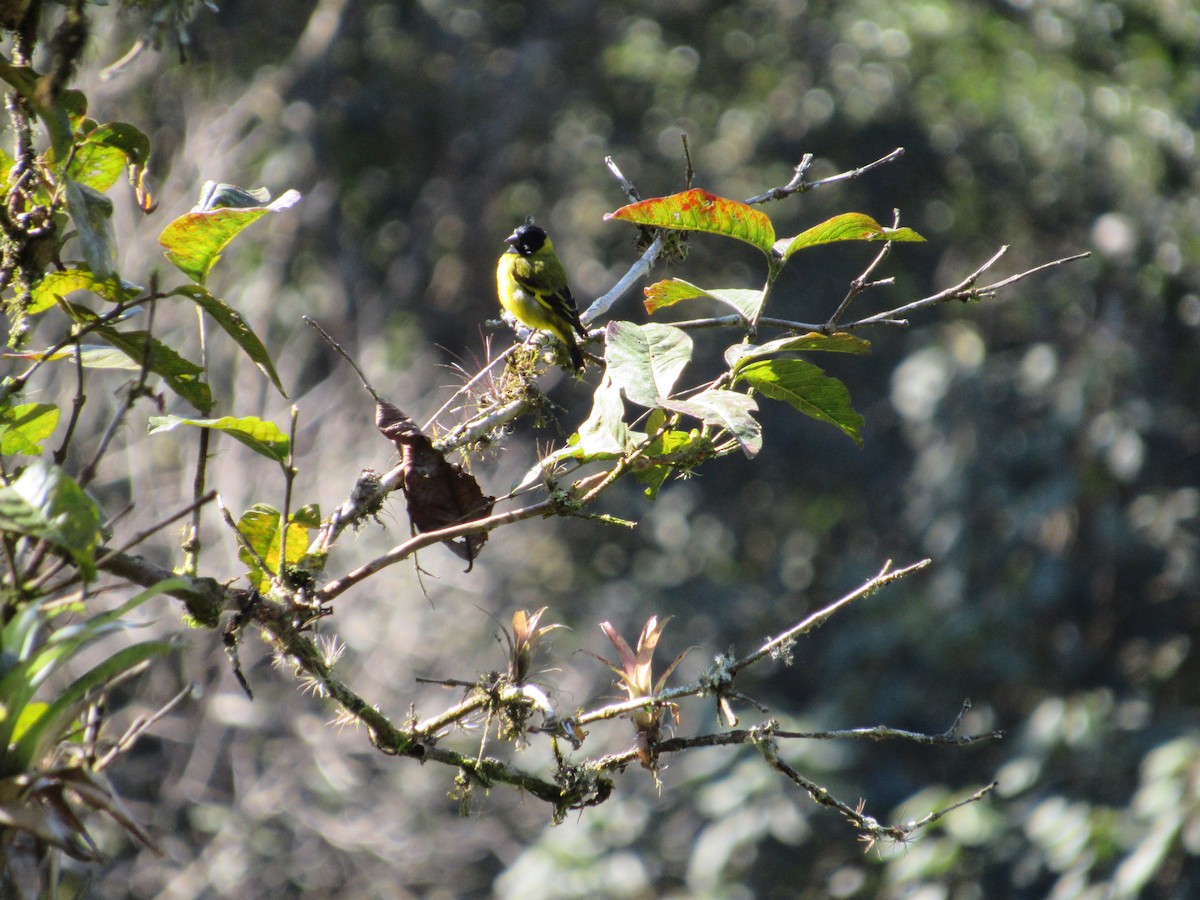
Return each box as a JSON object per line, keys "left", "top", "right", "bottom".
{"left": 377, "top": 402, "right": 495, "bottom": 569}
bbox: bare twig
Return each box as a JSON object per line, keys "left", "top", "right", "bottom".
{"left": 846, "top": 250, "right": 1091, "bottom": 329}
{"left": 728, "top": 559, "right": 931, "bottom": 676}
{"left": 745, "top": 148, "right": 905, "bottom": 205}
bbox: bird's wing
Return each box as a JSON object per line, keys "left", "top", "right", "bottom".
{"left": 511, "top": 265, "right": 587, "bottom": 338}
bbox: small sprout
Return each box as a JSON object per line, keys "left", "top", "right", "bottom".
{"left": 503, "top": 607, "right": 567, "bottom": 686}
{"left": 597, "top": 616, "right": 692, "bottom": 767}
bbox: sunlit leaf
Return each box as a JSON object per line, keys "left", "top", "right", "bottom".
{"left": 63, "top": 122, "right": 151, "bottom": 200}
{"left": 159, "top": 186, "right": 301, "bottom": 285}
{"left": 570, "top": 375, "right": 631, "bottom": 459}
{"left": 735, "top": 358, "right": 864, "bottom": 445}
{"left": 725, "top": 331, "right": 872, "bottom": 370}
{"left": 663, "top": 389, "right": 762, "bottom": 458}
{"left": 0, "top": 403, "right": 59, "bottom": 455}
{"left": 148, "top": 414, "right": 289, "bottom": 464}
{"left": 774, "top": 213, "right": 925, "bottom": 260}
{"left": 28, "top": 265, "right": 143, "bottom": 315}
{"left": 170, "top": 285, "right": 286, "bottom": 396}
{"left": 0, "top": 460, "right": 101, "bottom": 581}
{"left": 606, "top": 189, "right": 776, "bottom": 254}
{"left": 235, "top": 504, "right": 314, "bottom": 592}
{"left": 605, "top": 321, "right": 692, "bottom": 408}
{"left": 634, "top": 412, "right": 705, "bottom": 499}
{"left": 643, "top": 278, "right": 765, "bottom": 322}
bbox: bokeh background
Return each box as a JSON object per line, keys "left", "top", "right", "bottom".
{"left": 42, "top": 0, "right": 1200, "bottom": 896}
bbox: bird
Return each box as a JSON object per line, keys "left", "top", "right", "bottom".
{"left": 496, "top": 222, "right": 588, "bottom": 370}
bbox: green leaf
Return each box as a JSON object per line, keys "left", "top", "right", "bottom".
{"left": 606, "top": 189, "right": 776, "bottom": 255}
{"left": 2, "top": 346, "right": 145, "bottom": 370}
{"left": 60, "top": 122, "right": 151, "bottom": 196}
{"left": 725, "top": 331, "right": 872, "bottom": 371}
{"left": 290, "top": 504, "right": 322, "bottom": 528}
{"left": 171, "top": 285, "right": 286, "bottom": 396}
{"left": 7, "top": 640, "right": 173, "bottom": 773}
{"left": 774, "top": 213, "right": 926, "bottom": 261}
{"left": 235, "top": 504, "right": 314, "bottom": 591}
{"left": 57, "top": 301, "right": 212, "bottom": 413}
{"left": 735, "top": 358, "right": 865, "bottom": 446}
{"left": 571, "top": 374, "right": 631, "bottom": 459}
{"left": 0, "top": 403, "right": 59, "bottom": 455}
{"left": 148, "top": 414, "right": 289, "bottom": 464}
{"left": 159, "top": 186, "right": 301, "bottom": 285}
{"left": 0, "top": 62, "right": 73, "bottom": 158}
{"left": 663, "top": 389, "right": 762, "bottom": 459}
{"left": 634, "top": 413, "right": 706, "bottom": 499}
{"left": 64, "top": 178, "right": 115, "bottom": 281}
{"left": 604, "top": 321, "right": 693, "bottom": 408}
{"left": 28, "top": 265, "right": 143, "bottom": 315}
{"left": 643, "top": 278, "right": 765, "bottom": 322}
{"left": 0, "top": 460, "right": 101, "bottom": 581}
{"left": 86, "top": 122, "right": 151, "bottom": 169}
{"left": 67, "top": 142, "right": 126, "bottom": 194}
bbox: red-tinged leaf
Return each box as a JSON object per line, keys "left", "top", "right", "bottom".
{"left": 606, "top": 189, "right": 776, "bottom": 255}
{"left": 774, "top": 213, "right": 926, "bottom": 260}
{"left": 159, "top": 186, "right": 300, "bottom": 285}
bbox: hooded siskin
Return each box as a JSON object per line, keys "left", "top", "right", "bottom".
{"left": 496, "top": 223, "right": 587, "bottom": 370}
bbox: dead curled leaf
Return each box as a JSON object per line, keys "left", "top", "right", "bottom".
{"left": 376, "top": 402, "right": 495, "bottom": 570}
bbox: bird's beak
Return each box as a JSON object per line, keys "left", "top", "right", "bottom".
{"left": 504, "top": 231, "right": 520, "bottom": 247}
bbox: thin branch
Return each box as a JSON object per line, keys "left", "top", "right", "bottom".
{"left": 582, "top": 234, "right": 663, "bottom": 325}
{"left": 745, "top": 148, "right": 905, "bottom": 205}
{"left": 95, "top": 492, "right": 218, "bottom": 569}
{"left": 729, "top": 559, "right": 931, "bottom": 676}
{"left": 846, "top": 250, "right": 1090, "bottom": 329}
{"left": 315, "top": 498, "right": 556, "bottom": 602}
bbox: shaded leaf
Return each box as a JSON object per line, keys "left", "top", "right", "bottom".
{"left": 643, "top": 278, "right": 765, "bottom": 322}
{"left": 8, "top": 641, "right": 173, "bottom": 774}
{"left": 2, "top": 346, "right": 144, "bottom": 370}
{"left": 0, "top": 460, "right": 101, "bottom": 581}
{"left": 159, "top": 185, "right": 301, "bottom": 285}
{"left": 662, "top": 389, "right": 762, "bottom": 458}
{"left": 64, "top": 178, "right": 115, "bottom": 281}
{"left": 172, "top": 285, "right": 286, "bottom": 396}
{"left": 148, "top": 415, "right": 289, "bottom": 465}
{"left": 634, "top": 429, "right": 703, "bottom": 499}
{"left": 606, "top": 189, "right": 776, "bottom": 254}
{"left": 0, "top": 61, "right": 73, "bottom": 157}
{"left": 378, "top": 402, "right": 495, "bottom": 569}
{"left": 604, "top": 321, "right": 692, "bottom": 408}
{"left": 736, "top": 358, "right": 865, "bottom": 446}
{"left": 0, "top": 403, "right": 59, "bottom": 455}
{"left": 774, "top": 213, "right": 926, "bottom": 260}
{"left": 57, "top": 301, "right": 211, "bottom": 412}
{"left": 725, "top": 331, "right": 872, "bottom": 370}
